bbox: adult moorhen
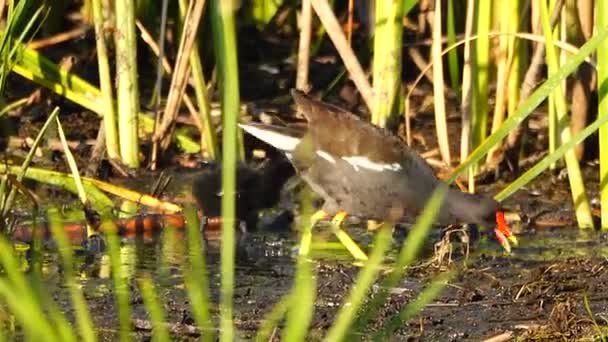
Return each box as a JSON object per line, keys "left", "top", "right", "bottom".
{"left": 239, "top": 90, "right": 517, "bottom": 260}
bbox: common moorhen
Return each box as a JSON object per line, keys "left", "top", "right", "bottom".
{"left": 192, "top": 159, "right": 295, "bottom": 232}
{"left": 239, "top": 90, "right": 517, "bottom": 259}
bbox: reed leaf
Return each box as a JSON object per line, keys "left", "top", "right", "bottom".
{"left": 447, "top": 26, "right": 608, "bottom": 184}
{"left": 597, "top": 0, "right": 608, "bottom": 230}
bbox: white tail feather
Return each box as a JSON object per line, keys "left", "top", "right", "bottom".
{"left": 239, "top": 123, "right": 301, "bottom": 152}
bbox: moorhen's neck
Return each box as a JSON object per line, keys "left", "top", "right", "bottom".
{"left": 441, "top": 188, "right": 500, "bottom": 228}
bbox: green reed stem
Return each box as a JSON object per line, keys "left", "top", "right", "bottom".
{"left": 210, "top": 0, "right": 240, "bottom": 340}
{"left": 597, "top": 0, "right": 608, "bottom": 230}
{"left": 114, "top": 0, "right": 140, "bottom": 167}
{"left": 105, "top": 222, "right": 132, "bottom": 342}
{"left": 352, "top": 185, "right": 447, "bottom": 336}
{"left": 48, "top": 208, "right": 97, "bottom": 342}
{"left": 447, "top": 26, "right": 608, "bottom": 185}
{"left": 540, "top": 0, "right": 594, "bottom": 228}
{"left": 183, "top": 207, "right": 213, "bottom": 342}
{"left": 139, "top": 276, "right": 170, "bottom": 342}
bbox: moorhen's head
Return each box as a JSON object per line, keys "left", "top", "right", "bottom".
{"left": 445, "top": 189, "right": 517, "bottom": 251}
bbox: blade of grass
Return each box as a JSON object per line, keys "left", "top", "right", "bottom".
{"left": 139, "top": 276, "right": 170, "bottom": 342}
{"left": 371, "top": 0, "right": 404, "bottom": 127}
{"left": 496, "top": 109, "right": 608, "bottom": 201}
{"left": 583, "top": 292, "right": 606, "bottom": 341}
{"left": 445, "top": 0, "right": 459, "bottom": 96}
{"left": 2, "top": 107, "right": 59, "bottom": 218}
{"left": 352, "top": 185, "right": 447, "bottom": 336}
{"left": 0, "top": 238, "right": 65, "bottom": 342}
{"left": 0, "top": 279, "right": 61, "bottom": 342}
{"left": 115, "top": 0, "right": 140, "bottom": 167}
{"left": 431, "top": 0, "right": 450, "bottom": 164}
{"left": 372, "top": 271, "right": 453, "bottom": 341}
{"left": 104, "top": 221, "right": 132, "bottom": 342}
{"left": 447, "top": 26, "right": 608, "bottom": 184}
{"left": 324, "top": 225, "right": 394, "bottom": 342}
{"left": 48, "top": 208, "right": 97, "bottom": 342}
{"left": 254, "top": 294, "right": 292, "bottom": 342}
{"left": 597, "top": 0, "right": 608, "bottom": 230}
{"left": 210, "top": 0, "right": 241, "bottom": 340}
{"left": 540, "top": 0, "right": 593, "bottom": 228}
{"left": 183, "top": 207, "right": 213, "bottom": 342}
{"left": 91, "top": 0, "right": 118, "bottom": 159}
{"left": 470, "top": 0, "right": 491, "bottom": 186}
{"left": 284, "top": 187, "right": 316, "bottom": 341}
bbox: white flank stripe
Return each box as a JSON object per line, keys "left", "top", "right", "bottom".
{"left": 316, "top": 150, "right": 336, "bottom": 163}
{"left": 342, "top": 156, "right": 402, "bottom": 172}
{"left": 239, "top": 123, "right": 300, "bottom": 152}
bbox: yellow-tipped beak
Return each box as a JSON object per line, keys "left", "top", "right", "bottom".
{"left": 494, "top": 229, "right": 512, "bottom": 253}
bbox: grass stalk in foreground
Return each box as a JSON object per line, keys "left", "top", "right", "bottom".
{"left": 0, "top": 238, "right": 67, "bottom": 341}
{"left": 139, "top": 276, "right": 170, "bottom": 341}
{"left": 324, "top": 225, "right": 393, "bottom": 342}
{"left": 183, "top": 207, "right": 213, "bottom": 342}
{"left": 597, "top": 0, "right": 608, "bottom": 230}
{"left": 2, "top": 107, "right": 59, "bottom": 220}
{"left": 445, "top": 0, "right": 460, "bottom": 96}
{"left": 352, "top": 185, "right": 447, "bottom": 336}
{"left": 372, "top": 271, "right": 453, "bottom": 341}
{"left": 104, "top": 221, "right": 132, "bottom": 342}
{"left": 496, "top": 106, "right": 608, "bottom": 202}
{"left": 210, "top": 0, "right": 241, "bottom": 340}
{"left": 283, "top": 188, "right": 316, "bottom": 341}
{"left": 48, "top": 208, "right": 97, "bottom": 342}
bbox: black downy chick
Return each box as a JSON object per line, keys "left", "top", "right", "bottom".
{"left": 191, "top": 158, "right": 295, "bottom": 232}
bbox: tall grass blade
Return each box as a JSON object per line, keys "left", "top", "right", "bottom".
{"left": 139, "top": 276, "right": 170, "bottom": 342}
{"left": 2, "top": 107, "right": 59, "bottom": 219}
{"left": 48, "top": 208, "right": 97, "bottom": 342}
{"left": 183, "top": 207, "right": 213, "bottom": 342}
{"left": 496, "top": 109, "right": 608, "bottom": 201}
{"left": 115, "top": 0, "right": 140, "bottom": 167}
{"left": 540, "top": 0, "right": 593, "bottom": 228}
{"left": 445, "top": 0, "right": 460, "bottom": 96}
{"left": 371, "top": 0, "right": 404, "bottom": 127}
{"left": 0, "top": 238, "right": 64, "bottom": 342}
{"left": 352, "top": 185, "right": 447, "bottom": 335}
{"left": 210, "top": 0, "right": 241, "bottom": 340}
{"left": 431, "top": 0, "right": 450, "bottom": 164}
{"left": 104, "top": 221, "right": 132, "bottom": 342}
{"left": 91, "top": 0, "right": 119, "bottom": 159}
{"left": 447, "top": 26, "right": 608, "bottom": 184}
{"left": 324, "top": 225, "right": 393, "bottom": 342}
{"left": 470, "top": 0, "right": 491, "bottom": 184}
{"left": 255, "top": 295, "right": 292, "bottom": 342}
{"left": 284, "top": 188, "right": 316, "bottom": 341}
{"left": 597, "top": 0, "right": 608, "bottom": 230}
{"left": 372, "top": 271, "right": 453, "bottom": 341}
